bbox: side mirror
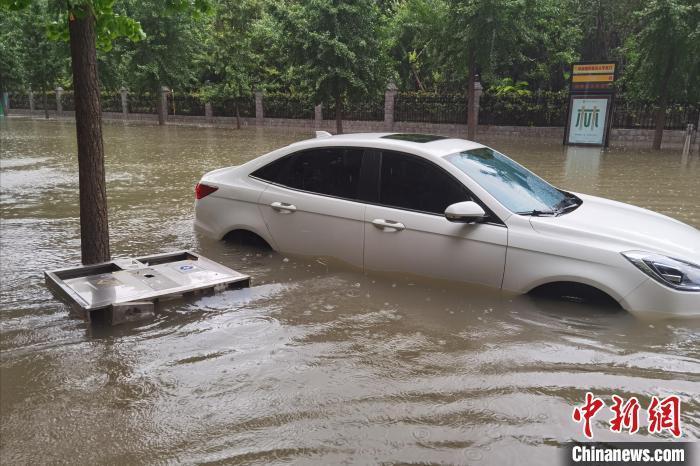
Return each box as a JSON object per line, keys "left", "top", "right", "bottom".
{"left": 444, "top": 201, "right": 487, "bottom": 223}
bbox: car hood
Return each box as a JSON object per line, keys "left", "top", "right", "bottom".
{"left": 529, "top": 193, "right": 700, "bottom": 263}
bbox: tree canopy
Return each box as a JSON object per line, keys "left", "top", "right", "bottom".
{"left": 1, "top": 0, "right": 698, "bottom": 110}
{"left": 274, "top": 0, "right": 390, "bottom": 131}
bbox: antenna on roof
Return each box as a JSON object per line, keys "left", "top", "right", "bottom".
{"left": 315, "top": 131, "right": 333, "bottom": 138}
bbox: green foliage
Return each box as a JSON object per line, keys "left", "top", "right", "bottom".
{"left": 0, "top": 6, "right": 28, "bottom": 91}
{"left": 388, "top": 0, "right": 448, "bottom": 91}
{"left": 43, "top": 1, "right": 145, "bottom": 51}
{"left": 274, "top": 0, "right": 391, "bottom": 105}
{"left": 622, "top": 0, "right": 699, "bottom": 104}
{"left": 573, "top": 0, "right": 641, "bottom": 62}
{"left": 112, "top": 0, "right": 208, "bottom": 93}
{"left": 444, "top": 0, "right": 529, "bottom": 78}
{"left": 2, "top": 0, "right": 698, "bottom": 109}
{"left": 490, "top": 78, "right": 530, "bottom": 97}
{"left": 203, "top": 0, "right": 264, "bottom": 98}
{"left": 0, "top": 0, "right": 68, "bottom": 92}
{"left": 480, "top": 89, "right": 568, "bottom": 126}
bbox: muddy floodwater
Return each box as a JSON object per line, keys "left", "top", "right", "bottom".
{"left": 1, "top": 118, "right": 699, "bottom": 464}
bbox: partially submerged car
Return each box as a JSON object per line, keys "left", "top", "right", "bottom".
{"left": 194, "top": 132, "right": 700, "bottom": 318}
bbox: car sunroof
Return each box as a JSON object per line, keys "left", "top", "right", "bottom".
{"left": 381, "top": 134, "right": 449, "bottom": 143}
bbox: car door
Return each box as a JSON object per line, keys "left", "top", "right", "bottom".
{"left": 363, "top": 150, "right": 507, "bottom": 288}
{"left": 255, "top": 147, "right": 366, "bottom": 268}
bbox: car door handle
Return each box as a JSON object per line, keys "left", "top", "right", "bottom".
{"left": 372, "top": 219, "right": 405, "bottom": 232}
{"left": 270, "top": 201, "right": 297, "bottom": 213}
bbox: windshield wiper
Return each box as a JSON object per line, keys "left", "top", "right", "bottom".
{"left": 516, "top": 209, "right": 557, "bottom": 217}
{"left": 553, "top": 196, "right": 582, "bottom": 216}
{"left": 555, "top": 202, "right": 581, "bottom": 215}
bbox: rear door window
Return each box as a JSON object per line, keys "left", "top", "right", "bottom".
{"left": 252, "top": 148, "right": 364, "bottom": 200}
{"left": 379, "top": 150, "right": 470, "bottom": 215}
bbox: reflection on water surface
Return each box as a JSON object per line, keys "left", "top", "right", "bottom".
{"left": 1, "top": 119, "right": 698, "bottom": 464}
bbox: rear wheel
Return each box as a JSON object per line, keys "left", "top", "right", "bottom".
{"left": 223, "top": 230, "right": 272, "bottom": 250}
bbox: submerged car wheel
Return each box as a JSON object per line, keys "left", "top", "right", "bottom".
{"left": 529, "top": 282, "right": 621, "bottom": 308}
{"left": 223, "top": 230, "right": 272, "bottom": 250}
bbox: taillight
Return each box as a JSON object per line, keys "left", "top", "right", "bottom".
{"left": 195, "top": 183, "right": 218, "bottom": 199}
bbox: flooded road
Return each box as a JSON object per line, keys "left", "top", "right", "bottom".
{"left": 1, "top": 118, "right": 699, "bottom": 464}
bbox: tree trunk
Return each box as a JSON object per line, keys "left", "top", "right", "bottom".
{"left": 652, "top": 56, "right": 675, "bottom": 150}
{"left": 235, "top": 100, "right": 241, "bottom": 130}
{"left": 42, "top": 85, "right": 49, "bottom": 119}
{"left": 69, "top": 9, "right": 111, "bottom": 265}
{"left": 335, "top": 93, "right": 343, "bottom": 134}
{"left": 157, "top": 85, "right": 166, "bottom": 126}
{"left": 466, "top": 51, "right": 476, "bottom": 140}
{"left": 652, "top": 102, "right": 666, "bottom": 150}
{"left": 410, "top": 62, "right": 425, "bottom": 91}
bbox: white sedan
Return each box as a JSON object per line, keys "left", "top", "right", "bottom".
{"left": 194, "top": 132, "right": 700, "bottom": 318}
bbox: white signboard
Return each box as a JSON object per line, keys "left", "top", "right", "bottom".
{"left": 567, "top": 97, "right": 609, "bottom": 145}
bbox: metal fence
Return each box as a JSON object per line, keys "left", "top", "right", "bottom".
{"left": 264, "top": 94, "right": 314, "bottom": 119}
{"left": 34, "top": 92, "right": 57, "bottom": 111}
{"left": 322, "top": 97, "right": 384, "bottom": 121}
{"left": 128, "top": 93, "right": 157, "bottom": 114}
{"left": 394, "top": 93, "right": 467, "bottom": 124}
{"left": 8, "top": 88, "right": 699, "bottom": 131}
{"left": 479, "top": 91, "right": 568, "bottom": 127}
{"left": 60, "top": 92, "right": 74, "bottom": 111}
{"left": 612, "top": 100, "right": 699, "bottom": 130}
{"left": 8, "top": 93, "right": 30, "bottom": 109}
{"left": 172, "top": 94, "right": 205, "bottom": 116}
{"left": 101, "top": 92, "right": 122, "bottom": 112}
{"left": 211, "top": 96, "right": 255, "bottom": 118}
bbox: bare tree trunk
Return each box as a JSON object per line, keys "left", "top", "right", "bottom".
{"left": 157, "top": 85, "right": 166, "bottom": 126}
{"left": 466, "top": 51, "right": 476, "bottom": 140}
{"left": 235, "top": 100, "right": 241, "bottom": 130}
{"left": 335, "top": 93, "right": 343, "bottom": 134}
{"left": 410, "top": 62, "right": 425, "bottom": 91}
{"left": 42, "top": 85, "right": 49, "bottom": 119}
{"left": 42, "top": 59, "right": 49, "bottom": 119}
{"left": 652, "top": 58, "right": 675, "bottom": 150}
{"left": 69, "top": 9, "right": 110, "bottom": 265}
{"left": 652, "top": 102, "right": 667, "bottom": 150}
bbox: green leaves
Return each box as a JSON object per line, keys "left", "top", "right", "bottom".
{"left": 45, "top": 9, "right": 144, "bottom": 52}
{"left": 277, "top": 0, "right": 391, "bottom": 104}
{"left": 622, "top": 0, "right": 699, "bottom": 103}
{"left": 0, "top": 0, "right": 32, "bottom": 10}
{"left": 2, "top": 0, "right": 697, "bottom": 106}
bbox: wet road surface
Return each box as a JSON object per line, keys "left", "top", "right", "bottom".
{"left": 1, "top": 119, "right": 698, "bottom": 464}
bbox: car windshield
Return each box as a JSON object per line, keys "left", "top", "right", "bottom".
{"left": 445, "top": 147, "right": 574, "bottom": 214}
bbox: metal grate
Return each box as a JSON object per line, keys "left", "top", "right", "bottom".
{"left": 394, "top": 93, "right": 467, "bottom": 124}
{"left": 211, "top": 96, "right": 255, "bottom": 118}
{"left": 101, "top": 92, "right": 122, "bottom": 112}
{"left": 612, "top": 99, "right": 699, "bottom": 130}
{"left": 264, "top": 94, "right": 313, "bottom": 119}
{"left": 322, "top": 97, "right": 384, "bottom": 121}
{"left": 34, "top": 92, "right": 57, "bottom": 111}
{"left": 172, "top": 94, "right": 205, "bottom": 116}
{"left": 60, "top": 92, "right": 74, "bottom": 111}
{"left": 479, "top": 91, "right": 568, "bottom": 127}
{"left": 128, "top": 93, "right": 157, "bottom": 114}
{"left": 9, "top": 93, "right": 30, "bottom": 109}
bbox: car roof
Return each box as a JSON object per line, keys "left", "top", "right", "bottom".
{"left": 289, "top": 132, "right": 485, "bottom": 158}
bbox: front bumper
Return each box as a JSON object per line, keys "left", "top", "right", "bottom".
{"left": 621, "top": 278, "right": 700, "bottom": 318}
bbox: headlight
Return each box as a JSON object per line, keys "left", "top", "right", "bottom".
{"left": 622, "top": 251, "right": 700, "bottom": 292}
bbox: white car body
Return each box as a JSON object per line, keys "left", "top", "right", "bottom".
{"left": 194, "top": 132, "right": 700, "bottom": 318}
